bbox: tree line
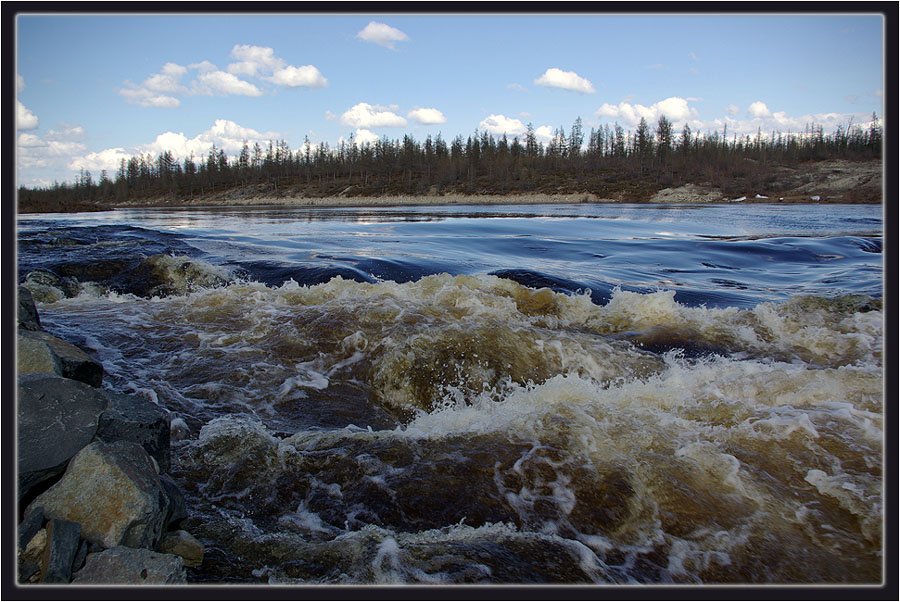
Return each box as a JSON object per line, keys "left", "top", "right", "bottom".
{"left": 18, "top": 113, "right": 883, "bottom": 212}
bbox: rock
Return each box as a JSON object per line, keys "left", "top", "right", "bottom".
{"left": 72, "top": 547, "right": 186, "bottom": 585}
{"left": 72, "top": 540, "right": 89, "bottom": 574}
{"left": 18, "top": 286, "right": 41, "bottom": 330}
{"left": 19, "top": 528, "right": 47, "bottom": 583}
{"left": 96, "top": 392, "right": 170, "bottom": 472}
{"left": 18, "top": 506, "right": 45, "bottom": 551}
{"left": 159, "top": 530, "right": 204, "bottom": 568}
{"left": 159, "top": 474, "right": 188, "bottom": 528}
{"left": 30, "top": 441, "right": 169, "bottom": 550}
{"left": 40, "top": 519, "right": 81, "bottom": 583}
{"left": 17, "top": 334, "right": 62, "bottom": 377}
{"left": 24, "top": 269, "right": 81, "bottom": 301}
{"left": 20, "top": 330, "right": 103, "bottom": 387}
{"left": 17, "top": 375, "right": 108, "bottom": 502}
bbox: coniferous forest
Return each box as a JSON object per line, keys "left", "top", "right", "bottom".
{"left": 18, "top": 115, "right": 883, "bottom": 213}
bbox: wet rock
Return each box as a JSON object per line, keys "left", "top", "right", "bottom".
{"left": 17, "top": 375, "right": 108, "bottom": 502}
{"left": 17, "top": 334, "right": 61, "bottom": 377}
{"left": 20, "top": 330, "right": 103, "bottom": 387}
{"left": 72, "top": 547, "right": 186, "bottom": 585}
{"left": 160, "top": 474, "right": 188, "bottom": 528}
{"left": 18, "top": 286, "right": 41, "bottom": 330}
{"left": 30, "top": 441, "right": 170, "bottom": 549}
{"left": 23, "top": 269, "right": 81, "bottom": 302}
{"left": 40, "top": 519, "right": 81, "bottom": 583}
{"left": 97, "top": 392, "right": 170, "bottom": 472}
{"left": 18, "top": 506, "right": 45, "bottom": 551}
{"left": 19, "top": 528, "right": 47, "bottom": 583}
{"left": 159, "top": 530, "right": 204, "bottom": 568}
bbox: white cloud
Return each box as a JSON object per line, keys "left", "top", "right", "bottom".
{"left": 325, "top": 110, "right": 337, "bottom": 121}
{"left": 407, "top": 107, "right": 446, "bottom": 125}
{"left": 228, "top": 44, "right": 283, "bottom": 77}
{"left": 193, "top": 70, "right": 262, "bottom": 97}
{"left": 596, "top": 96, "right": 697, "bottom": 125}
{"left": 507, "top": 83, "right": 527, "bottom": 92}
{"left": 189, "top": 60, "right": 218, "bottom": 73}
{"left": 356, "top": 21, "right": 409, "bottom": 49}
{"left": 340, "top": 102, "right": 407, "bottom": 128}
{"left": 267, "top": 65, "right": 327, "bottom": 88}
{"left": 748, "top": 100, "right": 771, "bottom": 118}
{"left": 534, "top": 68, "right": 595, "bottom": 94}
{"left": 353, "top": 128, "right": 380, "bottom": 146}
{"left": 535, "top": 125, "right": 555, "bottom": 142}
{"left": 18, "top": 133, "right": 45, "bottom": 148}
{"left": 69, "top": 148, "right": 132, "bottom": 173}
{"left": 479, "top": 114, "right": 526, "bottom": 136}
{"left": 119, "top": 63, "right": 189, "bottom": 107}
{"left": 16, "top": 101, "right": 39, "bottom": 129}
{"left": 726, "top": 104, "right": 740, "bottom": 116}
{"left": 17, "top": 74, "right": 25, "bottom": 93}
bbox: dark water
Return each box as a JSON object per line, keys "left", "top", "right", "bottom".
{"left": 16, "top": 203, "right": 884, "bottom": 585}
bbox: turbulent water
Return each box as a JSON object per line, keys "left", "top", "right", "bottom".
{"left": 16, "top": 203, "right": 884, "bottom": 585}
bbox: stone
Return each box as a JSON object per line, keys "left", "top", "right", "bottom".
{"left": 159, "top": 530, "right": 204, "bottom": 568}
{"left": 18, "top": 506, "right": 45, "bottom": 551}
{"left": 40, "top": 519, "right": 81, "bottom": 583}
{"left": 18, "top": 286, "right": 41, "bottom": 330}
{"left": 18, "top": 528, "right": 46, "bottom": 583}
{"left": 96, "top": 392, "right": 170, "bottom": 472}
{"left": 17, "top": 375, "right": 108, "bottom": 502}
{"left": 17, "top": 334, "right": 62, "bottom": 377}
{"left": 20, "top": 330, "right": 103, "bottom": 387}
{"left": 72, "top": 540, "right": 89, "bottom": 574}
{"left": 159, "top": 474, "right": 188, "bottom": 528}
{"left": 72, "top": 547, "right": 186, "bottom": 585}
{"left": 30, "top": 441, "right": 169, "bottom": 550}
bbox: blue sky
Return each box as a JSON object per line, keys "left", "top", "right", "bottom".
{"left": 16, "top": 12, "right": 885, "bottom": 187}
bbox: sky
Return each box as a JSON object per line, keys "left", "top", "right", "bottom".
{"left": 15, "top": 11, "right": 886, "bottom": 188}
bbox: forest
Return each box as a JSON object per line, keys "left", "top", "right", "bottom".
{"left": 18, "top": 114, "right": 883, "bottom": 213}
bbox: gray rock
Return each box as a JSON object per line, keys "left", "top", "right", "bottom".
{"left": 17, "top": 375, "right": 108, "bottom": 502}
{"left": 18, "top": 506, "right": 45, "bottom": 551}
{"left": 30, "top": 441, "right": 169, "bottom": 550}
{"left": 40, "top": 519, "right": 81, "bottom": 583}
{"left": 72, "top": 539, "right": 89, "bottom": 574}
{"left": 159, "top": 530, "right": 204, "bottom": 568}
{"left": 17, "top": 334, "right": 62, "bottom": 377}
{"left": 18, "top": 528, "right": 46, "bottom": 583}
{"left": 20, "top": 330, "right": 103, "bottom": 387}
{"left": 97, "top": 392, "right": 170, "bottom": 472}
{"left": 24, "top": 269, "right": 81, "bottom": 300}
{"left": 18, "top": 286, "right": 41, "bottom": 331}
{"left": 159, "top": 474, "right": 188, "bottom": 528}
{"left": 72, "top": 547, "right": 186, "bottom": 585}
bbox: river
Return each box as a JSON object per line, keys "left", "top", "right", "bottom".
{"left": 16, "top": 202, "right": 884, "bottom": 585}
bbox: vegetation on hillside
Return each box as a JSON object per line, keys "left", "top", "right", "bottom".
{"left": 18, "top": 114, "right": 883, "bottom": 213}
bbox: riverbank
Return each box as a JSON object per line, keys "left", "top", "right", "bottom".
{"left": 18, "top": 159, "right": 883, "bottom": 213}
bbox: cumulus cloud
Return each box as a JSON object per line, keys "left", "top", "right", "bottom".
{"left": 267, "top": 65, "right": 327, "bottom": 88}
{"left": 535, "top": 125, "right": 555, "bottom": 142}
{"left": 748, "top": 100, "right": 771, "bottom": 118}
{"left": 479, "top": 114, "right": 526, "bottom": 136}
{"left": 534, "top": 68, "right": 595, "bottom": 94}
{"left": 352, "top": 128, "right": 380, "bottom": 146}
{"left": 407, "top": 107, "right": 446, "bottom": 125}
{"left": 193, "top": 70, "right": 262, "bottom": 97}
{"left": 596, "top": 96, "right": 697, "bottom": 125}
{"left": 340, "top": 103, "right": 407, "bottom": 128}
{"left": 17, "top": 124, "right": 87, "bottom": 176}
{"left": 17, "top": 101, "right": 39, "bottom": 129}
{"left": 119, "top": 62, "right": 189, "bottom": 107}
{"left": 356, "top": 21, "right": 409, "bottom": 49}
{"left": 228, "top": 44, "right": 283, "bottom": 77}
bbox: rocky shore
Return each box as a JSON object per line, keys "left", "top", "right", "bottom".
{"left": 17, "top": 287, "right": 203, "bottom": 586}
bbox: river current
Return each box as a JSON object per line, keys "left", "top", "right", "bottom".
{"left": 16, "top": 203, "right": 884, "bottom": 585}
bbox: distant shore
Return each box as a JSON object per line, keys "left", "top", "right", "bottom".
{"left": 18, "top": 159, "right": 882, "bottom": 214}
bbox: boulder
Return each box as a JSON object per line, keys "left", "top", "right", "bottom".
{"left": 17, "top": 334, "right": 62, "bottom": 377}
{"left": 23, "top": 269, "right": 81, "bottom": 301}
{"left": 20, "top": 330, "right": 103, "bottom": 387}
{"left": 96, "top": 392, "right": 170, "bottom": 472}
{"left": 159, "top": 474, "right": 188, "bottom": 528}
{"left": 30, "top": 441, "right": 170, "bottom": 550}
{"left": 18, "top": 506, "right": 45, "bottom": 551}
{"left": 72, "top": 547, "right": 186, "bottom": 585}
{"left": 18, "top": 286, "right": 41, "bottom": 331}
{"left": 19, "top": 528, "right": 47, "bottom": 583}
{"left": 40, "top": 519, "right": 81, "bottom": 584}
{"left": 17, "top": 375, "right": 108, "bottom": 502}
{"left": 159, "top": 530, "right": 204, "bottom": 568}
